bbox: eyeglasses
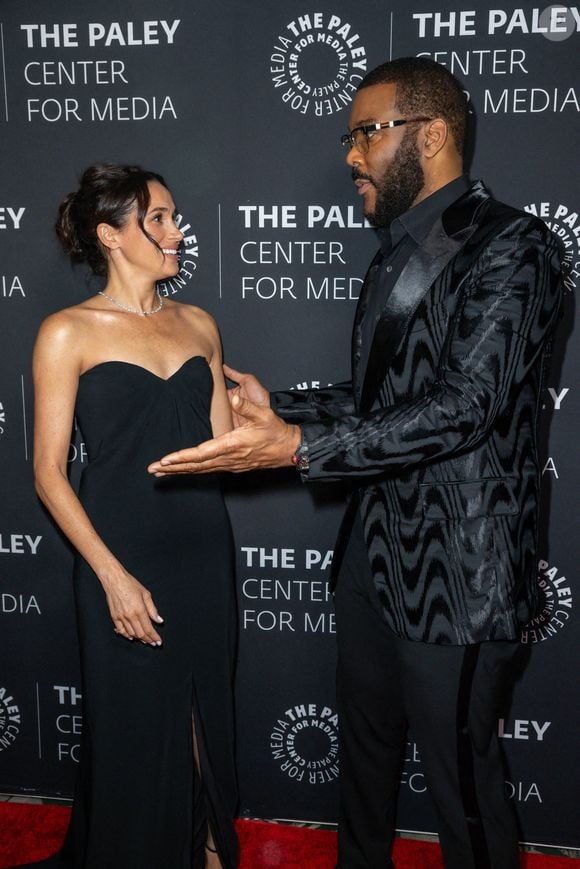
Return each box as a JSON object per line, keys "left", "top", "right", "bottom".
{"left": 340, "top": 117, "right": 432, "bottom": 152}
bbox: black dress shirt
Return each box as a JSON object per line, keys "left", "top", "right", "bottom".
{"left": 359, "top": 174, "right": 471, "bottom": 375}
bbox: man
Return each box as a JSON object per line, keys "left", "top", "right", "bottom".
{"left": 149, "top": 58, "right": 562, "bottom": 868}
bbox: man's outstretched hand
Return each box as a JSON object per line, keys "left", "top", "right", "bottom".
{"left": 148, "top": 395, "right": 301, "bottom": 476}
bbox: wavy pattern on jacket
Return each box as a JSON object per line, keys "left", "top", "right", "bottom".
{"left": 274, "top": 182, "right": 563, "bottom": 644}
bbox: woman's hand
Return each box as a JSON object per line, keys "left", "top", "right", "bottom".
{"left": 100, "top": 568, "right": 164, "bottom": 646}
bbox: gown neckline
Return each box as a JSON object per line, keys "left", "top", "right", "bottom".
{"left": 79, "top": 354, "right": 208, "bottom": 383}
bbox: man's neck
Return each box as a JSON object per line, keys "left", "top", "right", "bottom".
{"left": 412, "top": 169, "right": 464, "bottom": 208}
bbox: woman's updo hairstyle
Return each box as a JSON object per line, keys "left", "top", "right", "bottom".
{"left": 55, "top": 163, "right": 168, "bottom": 277}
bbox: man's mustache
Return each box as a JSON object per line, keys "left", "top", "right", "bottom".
{"left": 351, "top": 168, "right": 375, "bottom": 186}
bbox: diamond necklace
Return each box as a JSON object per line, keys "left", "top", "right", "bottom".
{"left": 98, "top": 289, "right": 164, "bottom": 316}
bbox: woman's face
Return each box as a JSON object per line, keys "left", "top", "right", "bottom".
{"left": 113, "top": 180, "right": 184, "bottom": 280}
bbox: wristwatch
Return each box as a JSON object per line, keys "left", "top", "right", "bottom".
{"left": 292, "top": 432, "right": 310, "bottom": 473}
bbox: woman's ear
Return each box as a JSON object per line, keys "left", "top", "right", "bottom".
{"left": 96, "top": 222, "right": 120, "bottom": 251}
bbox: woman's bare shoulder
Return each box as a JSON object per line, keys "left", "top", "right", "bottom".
{"left": 36, "top": 298, "right": 100, "bottom": 348}
{"left": 171, "top": 300, "right": 219, "bottom": 334}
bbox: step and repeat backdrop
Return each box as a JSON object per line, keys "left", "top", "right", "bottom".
{"left": 0, "top": 0, "right": 578, "bottom": 850}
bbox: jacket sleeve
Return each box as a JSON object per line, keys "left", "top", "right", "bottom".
{"left": 271, "top": 381, "right": 355, "bottom": 423}
{"left": 300, "top": 219, "right": 562, "bottom": 482}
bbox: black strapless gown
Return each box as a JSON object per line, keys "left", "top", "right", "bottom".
{"left": 29, "top": 356, "right": 239, "bottom": 869}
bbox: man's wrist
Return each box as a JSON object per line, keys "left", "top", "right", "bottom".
{"left": 291, "top": 427, "right": 309, "bottom": 473}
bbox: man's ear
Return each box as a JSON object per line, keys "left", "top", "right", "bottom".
{"left": 421, "top": 118, "right": 448, "bottom": 158}
{"left": 96, "top": 222, "right": 120, "bottom": 251}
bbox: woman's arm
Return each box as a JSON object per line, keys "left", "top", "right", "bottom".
{"left": 204, "top": 314, "right": 233, "bottom": 437}
{"left": 33, "top": 313, "right": 164, "bottom": 645}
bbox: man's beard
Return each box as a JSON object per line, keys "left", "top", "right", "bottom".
{"left": 357, "top": 132, "right": 425, "bottom": 228}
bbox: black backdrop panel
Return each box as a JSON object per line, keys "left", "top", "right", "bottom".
{"left": 0, "top": 0, "right": 578, "bottom": 848}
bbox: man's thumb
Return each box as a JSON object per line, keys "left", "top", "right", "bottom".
{"left": 223, "top": 363, "right": 243, "bottom": 382}
{"left": 231, "top": 394, "right": 261, "bottom": 419}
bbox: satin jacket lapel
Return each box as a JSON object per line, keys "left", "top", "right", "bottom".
{"left": 352, "top": 250, "right": 382, "bottom": 410}
{"left": 359, "top": 220, "right": 478, "bottom": 413}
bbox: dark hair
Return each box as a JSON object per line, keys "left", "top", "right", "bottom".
{"left": 55, "top": 163, "right": 168, "bottom": 276}
{"left": 358, "top": 57, "right": 468, "bottom": 155}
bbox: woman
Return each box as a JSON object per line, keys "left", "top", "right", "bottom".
{"left": 31, "top": 164, "right": 238, "bottom": 868}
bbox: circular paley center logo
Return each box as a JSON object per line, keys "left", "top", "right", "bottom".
{"left": 270, "top": 703, "right": 339, "bottom": 783}
{"left": 524, "top": 200, "right": 580, "bottom": 292}
{"left": 0, "top": 686, "right": 21, "bottom": 752}
{"left": 520, "top": 559, "right": 573, "bottom": 643}
{"left": 0, "top": 400, "right": 5, "bottom": 436}
{"left": 156, "top": 212, "right": 199, "bottom": 298}
{"left": 270, "top": 13, "right": 367, "bottom": 117}
{"left": 540, "top": 5, "right": 577, "bottom": 41}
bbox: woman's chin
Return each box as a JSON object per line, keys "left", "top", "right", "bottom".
{"left": 159, "top": 262, "right": 180, "bottom": 280}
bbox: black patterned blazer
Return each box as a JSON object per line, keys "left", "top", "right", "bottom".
{"left": 274, "top": 181, "right": 562, "bottom": 645}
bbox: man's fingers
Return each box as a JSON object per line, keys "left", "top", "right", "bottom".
{"left": 159, "top": 447, "right": 200, "bottom": 466}
{"left": 223, "top": 364, "right": 270, "bottom": 406}
{"left": 148, "top": 432, "right": 237, "bottom": 473}
{"left": 148, "top": 450, "right": 206, "bottom": 474}
{"left": 148, "top": 447, "right": 210, "bottom": 472}
{"left": 153, "top": 460, "right": 239, "bottom": 475}
{"left": 223, "top": 363, "right": 244, "bottom": 382}
{"left": 230, "top": 394, "right": 266, "bottom": 421}
{"left": 153, "top": 463, "right": 206, "bottom": 475}
{"left": 160, "top": 440, "right": 224, "bottom": 465}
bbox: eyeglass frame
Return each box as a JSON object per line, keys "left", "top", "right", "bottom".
{"left": 340, "top": 117, "right": 433, "bottom": 151}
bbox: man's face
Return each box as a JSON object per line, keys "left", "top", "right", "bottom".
{"left": 345, "top": 83, "right": 425, "bottom": 228}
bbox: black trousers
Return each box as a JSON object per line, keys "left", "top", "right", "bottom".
{"left": 334, "top": 517, "right": 523, "bottom": 869}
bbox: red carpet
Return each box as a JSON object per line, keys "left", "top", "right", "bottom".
{"left": 0, "top": 803, "right": 574, "bottom": 868}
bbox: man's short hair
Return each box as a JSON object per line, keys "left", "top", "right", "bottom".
{"left": 359, "top": 57, "right": 468, "bottom": 155}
